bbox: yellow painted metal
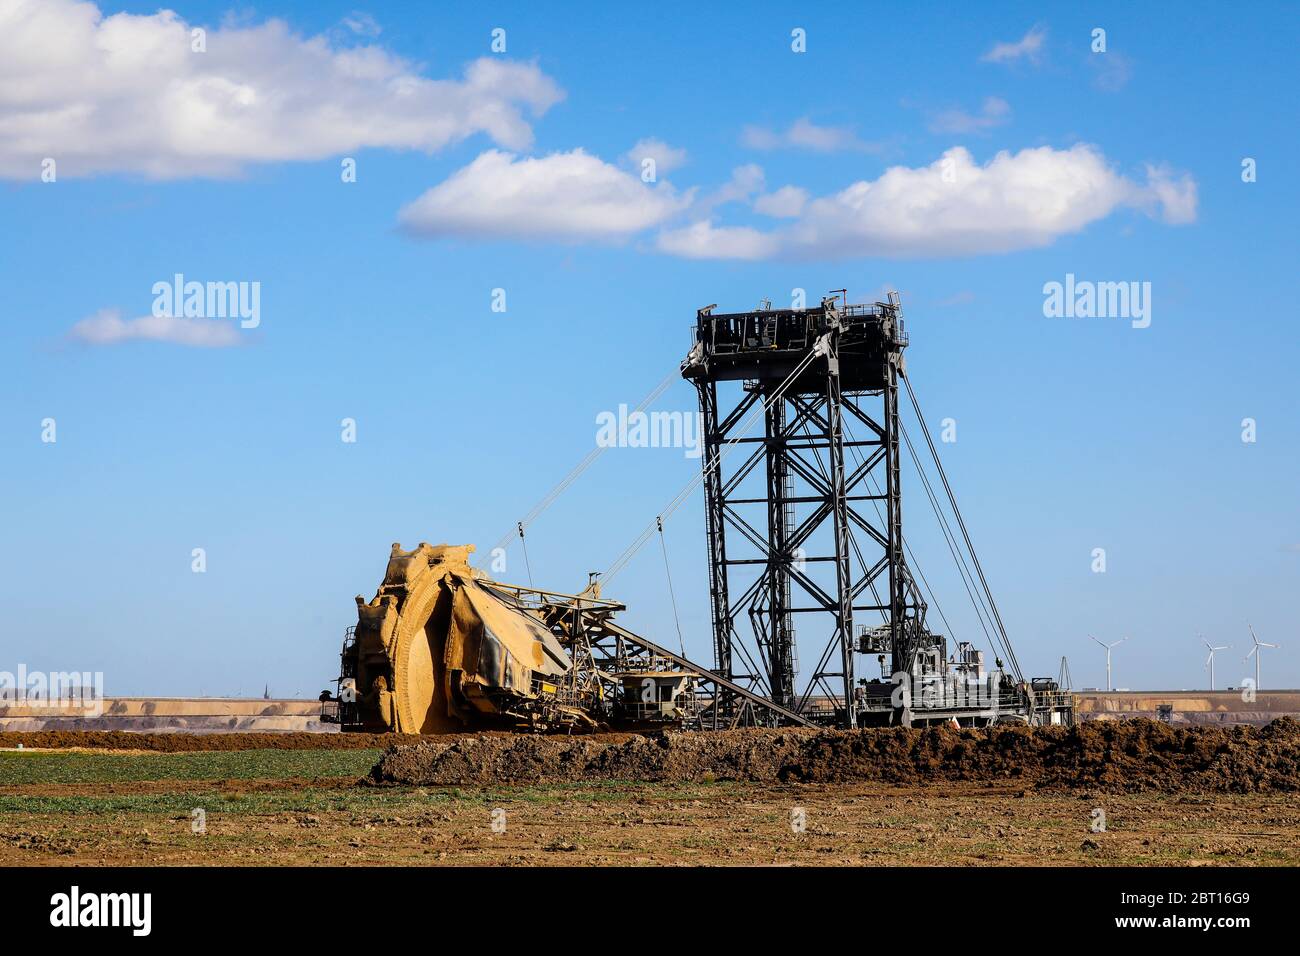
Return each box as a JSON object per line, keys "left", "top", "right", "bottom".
{"left": 349, "top": 542, "right": 575, "bottom": 733}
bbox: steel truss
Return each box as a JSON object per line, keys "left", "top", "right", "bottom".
{"left": 685, "top": 297, "right": 928, "bottom": 727}
{"left": 481, "top": 582, "right": 814, "bottom": 729}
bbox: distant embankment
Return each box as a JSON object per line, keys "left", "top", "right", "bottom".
{"left": 0, "top": 697, "right": 333, "bottom": 734}
{"left": 1075, "top": 689, "right": 1300, "bottom": 727}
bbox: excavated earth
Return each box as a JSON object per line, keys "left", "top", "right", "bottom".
{"left": 371, "top": 718, "right": 1300, "bottom": 793}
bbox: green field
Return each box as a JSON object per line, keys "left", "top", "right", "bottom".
{"left": 0, "top": 748, "right": 382, "bottom": 786}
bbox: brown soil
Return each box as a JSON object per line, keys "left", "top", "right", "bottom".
{"left": 372, "top": 718, "right": 1300, "bottom": 793}
{"left": 5, "top": 722, "right": 1300, "bottom": 866}
{"left": 5, "top": 780, "right": 1298, "bottom": 866}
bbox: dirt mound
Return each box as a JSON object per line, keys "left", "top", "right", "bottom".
{"left": 370, "top": 718, "right": 1300, "bottom": 793}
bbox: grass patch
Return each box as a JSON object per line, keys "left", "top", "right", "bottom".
{"left": 468, "top": 780, "right": 741, "bottom": 805}
{"left": 0, "top": 778, "right": 745, "bottom": 818}
{"left": 0, "top": 749, "right": 381, "bottom": 786}
{"left": 0, "top": 786, "right": 438, "bottom": 816}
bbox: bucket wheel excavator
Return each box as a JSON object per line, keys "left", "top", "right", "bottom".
{"left": 329, "top": 543, "right": 591, "bottom": 734}
{"left": 322, "top": 541, "right": 814, "bottom": 733}
{"left": 322, "top": 293, "right": 1075, "bottom": 733}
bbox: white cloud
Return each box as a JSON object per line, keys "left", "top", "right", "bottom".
{"left": 655, "top": 221, "right": 779, "bottom": 261}
{"left": 67, "top": 309, "right": 244, "bottom": 347}
{"left": 742, "top": 118, "right": 878, "bottom": 153}
{"left": 1140, "top": 164, "right": 1198, "bottom": 225}
{"left": 981, "top": 26, "right": 1047, "bottom": 64}
{"left": 698, "top": 164, "right": 765, "bottom": 211}
{"left": 341, "top": 11, "right": 381, "bottom": 38}
{"left": 657, "top": 145, "right": 1198, "bottom": 261}
{"left": 624, "top": 137, "right": 687, "bottom": 175}
{"left": 398, "top": 149, "right": 690, "bottom": 242}
{"left": 754, "top": 185, "right": 809, "bottom": 218}
{"left": 395, "top": 141, "right": 1195, "bottom": 262}
{"left": 0, "top": 0, "right": 563, "bottom": 178}
{"left": 928, "top": 97, "right": 1011, "bottom": 135}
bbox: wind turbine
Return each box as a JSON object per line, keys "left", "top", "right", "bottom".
{"left": 1245, "top": 625, "right": 1279, "bottom": 690}
{"left": 1090, "top": 635, "right": 1127, "bottom": 692}
{"left": 1201, "top": 636, "right": 1230, "bottom": 690}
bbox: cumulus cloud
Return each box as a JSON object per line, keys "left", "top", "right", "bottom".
{"left": 0, "top": 0, "right": 563, "bottom": 178}
{"left": 753, "top": 185, "right": 809, "bottom": 218}
{"left": 1139, "top": 164, "right": 1198, "bottom": 224}
{"left": 396, "top": 141, "right": 1195, "bottom": 261}
{"left": 742, "top": 118, "right": 878, "bottom": 153}
{"left": 981, "top": 26, "right": 1047, "bottom": 64}
{"left": 340, "top": 11, "right": 381, "bottom": 38}
{"left": 928, "top": 97, "right": 1011, "bottom": 135}
{"left": 656, "top": 221, "right": 779, "bottom": 261}
{"left": 624, "top": 137, "right": 687, "bottom": 175}
{"left": 397, "top": 149, "right": 690, "bottom": 242}
{"left": 67, "top": 309, "right": 244, "bottom": 347}
{"left": 656, "top": 144, "right": 1198, "bottom": 261}
{"left": 696, "top": 164, "right": 765, "bottom": 213}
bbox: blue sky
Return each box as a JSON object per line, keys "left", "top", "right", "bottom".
{"left": 1, "top": 0, "right": 1296, "bottom": 696}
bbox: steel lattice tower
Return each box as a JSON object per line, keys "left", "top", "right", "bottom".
{"left": 681, "top": 293, "right": 927, "bottom": 728}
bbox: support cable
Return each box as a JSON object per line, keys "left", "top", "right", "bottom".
{"left": 492, "top": 370, "right": 677, "bottom": 555}
{"left": 842, "top": 416, "right": 958, "bottom": 642}
{"left": 899, "top": 420, "right": 1008, "bottom": 666}
{"left": 899, "top": 370, "right": 1024, "bottom": 683}
{"left": 603, "top": 341, "right": 826, "bottom": 583}
{"left": 896, "top": 421, "right": 998, "bottom": 650}
{"left": 657, "top": 516, "right": 687, "bottom": 657}
{"left": 517, "top": 522, "right": 534, "bottom": 588}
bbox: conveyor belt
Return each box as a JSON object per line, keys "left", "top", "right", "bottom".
{"left": 601, "top": 620, "right": 816, "bottom": 727}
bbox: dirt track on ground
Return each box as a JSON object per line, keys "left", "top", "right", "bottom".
{"left": 373, "top": 718, "right": 1300, "bottom": 793}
